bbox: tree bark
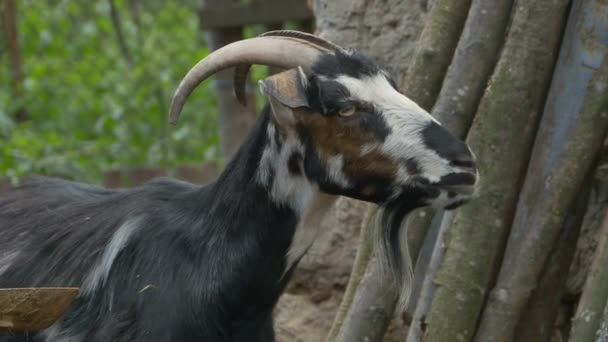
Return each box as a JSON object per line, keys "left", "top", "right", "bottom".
{"left": 596, "top": 299, "right": 608, "bottom": 342}
{"left": 514, "top": 181, "right": 592, "bottom": 342}
{"left": 424, "top": 1, "right": 570, "bottom": 340}
{"left": 401, "top": 0, "right": 472, "bottom": 111}
{"left": 567, "top": 141, "right": 608, "bottom": 296}
{"left": 406, "top": 211, "right": 455, "bottom": 342}
{"left": 474, "top": 1, "right": 608, "bottom": 338}
{"left": 570, "top": 211, "right": 608, "bottom": 342}
{"left": 431, "top": 0, "right": 514, "bottom": 138}
{"left": 326, "top": 205, "right": 378, "bottom": 342}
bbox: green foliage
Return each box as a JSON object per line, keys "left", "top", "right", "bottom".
{"left": 0, "top": 0, "right": 221, "bottom": 184}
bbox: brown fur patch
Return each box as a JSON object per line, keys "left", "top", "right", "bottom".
{"left": 293, "top": 109, "right": 398, "bottom": 185}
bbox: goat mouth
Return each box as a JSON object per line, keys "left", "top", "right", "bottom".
{"left": 438, "top": 184, "right": 476, "bottom": 197}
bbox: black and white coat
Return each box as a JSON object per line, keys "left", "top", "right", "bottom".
{"left": 0, "top": 45, "right": 477, "bottom": 342}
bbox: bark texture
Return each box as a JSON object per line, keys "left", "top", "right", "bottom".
{"left": 431, "top": 0, "right": 514, "bottom": 137}
{"left": 475, "top": 1, "right": 608, "bottom": 338}
{"left": 597, "top": 301, "right": 608, "bottom": 342}
{"left": 401, "top": 0, "right": 472, "bottom": 110}
{"left": 567, "top": 141, "right": 608, "bottom": 296}
{"left": 424, "top": 1, "right": 571, "bottom": 341}
{"left": 406, "top": 211, "right": 455, "bottom": 342}
{"left": 569, "top": 212, "right": 608, "bottom": 342}
{"left": 325, "top": 206, "right": 377, "bottom": 342}
{"left": 514, "top": 183, "right": 591, "bottom": 342}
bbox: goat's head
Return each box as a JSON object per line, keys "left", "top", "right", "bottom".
{"left": 169, "top": 31, "right": 478, "bottom": 211}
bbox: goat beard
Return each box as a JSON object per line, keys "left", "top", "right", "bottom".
{"left": 377, "top": 194, "right": 426, "bottom": 311}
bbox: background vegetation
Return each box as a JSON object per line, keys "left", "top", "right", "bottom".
{"left": 1, "top": 0, "right": 223, "bottom": 184}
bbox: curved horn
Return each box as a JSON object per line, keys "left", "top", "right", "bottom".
{"left": 259, "top": 30, "right": 345, "bottom": 53}
{"left": 169, "top": 36, "right": 331, "bottom": 124}
{"left": 234, "top": 31, "right": 345, "bottom": 106}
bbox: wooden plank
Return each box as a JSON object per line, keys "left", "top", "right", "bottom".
{"left": 199, "top": 0, "right": 312, "bottom": 29}
{"left": 0, "top": 288, "right": 79, "bottom": 331}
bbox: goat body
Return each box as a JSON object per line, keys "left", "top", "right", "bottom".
{"left": 0, "top": 110, "right": 309, "bottom": 341}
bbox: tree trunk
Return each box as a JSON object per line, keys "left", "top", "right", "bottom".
{"left": 401, "top": 0, "right": 472, "bottom": 111}
{"left": 325, "top": 205, "right": 377, "bottom": 342}
{"left": 596, "top": 299, "right": 608, "bottom": 342}
{"left": 475, "top": 1, "right": 608, "bottom": 338}
{"left": 514, "top": 181, "right": 592, "bottom": 342}
{"left": 431, "top": 0, "right": 514, "bottom": 138}
{"left": 424, "top": 0, "right": 570, "bottom": 340}
{"left": 406, "top": 211, "right": 455, "bottom": 342}
{"left": 569, "top": 211, "right": 608, "bottom": 342}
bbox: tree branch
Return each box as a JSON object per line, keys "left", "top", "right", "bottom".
{"left": 108, "top": 0, "right": 133, "bottom": 67}
{"left": 401, "top": 0, "right": 472, "bottom": 111}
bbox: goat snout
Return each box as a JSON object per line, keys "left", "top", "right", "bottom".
{"left": 421, "top": 121, "right": 477, "bottom": 174}
{"left": 448, "top": 150, "right": 477, "bottom": 174}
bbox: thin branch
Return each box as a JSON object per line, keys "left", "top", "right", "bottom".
{"left": 108, "top": 0, "right": 133, "bottom": 67}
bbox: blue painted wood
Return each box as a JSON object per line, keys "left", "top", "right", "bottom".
{"left": 541, "top": 0, "right": 608, "bottom": 174}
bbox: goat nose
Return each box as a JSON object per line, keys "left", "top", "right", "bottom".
{"left": 449, "top": 152, "right": 476, "bottom": 171}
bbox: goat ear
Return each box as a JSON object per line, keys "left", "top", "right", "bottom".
{"left": 259, "top": 67, "right": 309, "bottom": 126}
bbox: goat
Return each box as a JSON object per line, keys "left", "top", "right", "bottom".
{"left": 0, "top": 31, "right": 478, "bottom": 342}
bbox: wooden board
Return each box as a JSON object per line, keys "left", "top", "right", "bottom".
{"left": 0, "top": 288, "right": 79, "bottom": 331}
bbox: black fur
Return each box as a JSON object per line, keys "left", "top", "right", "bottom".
{"left": 312, "top": 50, "right": 381, "bottom": 80}
{"left": 0, "top": 108, "right": 300, "bottom": 342}
{"left": 421, "top": 121, "right": 472, "bottom": 164}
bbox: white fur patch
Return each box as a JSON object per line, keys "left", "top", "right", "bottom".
{"left": 82, "top": 217, "right": 142, "bottom": 294}
{"left": 0, "top": 250, "right": 19, "bottom": 276}
{"left": 336, "top": 74, "right": 453, "bottom": 183}
{"left": 326, "top": 155, "right": 351, "bottom": 188}
{"left": 255, "top": 122, "right": 338, "bottom": 272}
{"left": 257, "top": 123, "right": 279, "bottom": 186}
{"left": 41, "top": 324, "right": 82, "bottom": 342}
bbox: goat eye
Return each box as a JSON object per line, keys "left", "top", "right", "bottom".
{"left": 338, "top": 107, "right": 356, "bottom": 117}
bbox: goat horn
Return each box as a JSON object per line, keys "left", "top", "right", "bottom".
{"left": 169, "top": 36, "right": 332, "bottom": 124}
{"left": 259, "top": 30, "right": 344, "bottom": 52}
{"left": 234, "top": 31, "right": 344, "bottom": 106}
